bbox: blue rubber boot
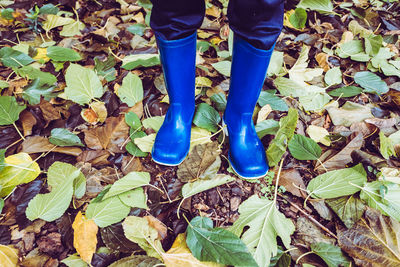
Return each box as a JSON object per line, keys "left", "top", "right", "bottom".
{"left": 151, "top": 32, "right": 197, "bottom": 166}
{"left": 223, "top": 35, "right": 274, "bottom": 179}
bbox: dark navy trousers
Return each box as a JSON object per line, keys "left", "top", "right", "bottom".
{"left": 150, "top": 0, "right": 284, "bottom": 50}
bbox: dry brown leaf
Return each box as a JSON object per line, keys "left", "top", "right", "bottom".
{"left": 0, "top": 244, "right": 19, "bottom": 267}
{"left": 163, "top": 233, "right": 225, "bottom": 267}
{"left": 84, "top": 114, "right": 129, "bottom": 153}
{"left": 20, "top": 136, "right": 82, "bottom": 156}
{"left": 316, "top": 132, "right": 363, "bottom": 173}
{"left": 315, "top": 52, "right": 330, "bottom": 72}
{"left": 91, "top": 101, "right": 107, "bottom": 123}
{"left": 81, "top": 107, "right": 99, "bottom": 125}
{"left": 72, "top": 211, "right": 98, "bottom": 263}
{"left": 38, "top": 99, "right": 61, "bottom": 124}
{"left": 93, "top": 16, "right": 120, "bottom": 39}
{"left": 121, "top": 155, "right": 143, "bottom": 175}
{"left": 177, "top": 142, "right": 220, "bottom": 182}
{"left": 20, "top": 110, "right": 37, "bottom": 137}
{"left": 145, "top": 215, "right": 167, "bottom": 240}
{"left": 77, "top": 150, "right": 110, "bottom": 166}
{"left": 278, "top": 169, "right": 306, "bottom": 198}
{"left": 338, "top": 208, "right": 400, "bottom": 267}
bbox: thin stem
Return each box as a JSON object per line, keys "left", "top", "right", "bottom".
{"left": 274, "top": 157, "right": 285, "bottom": 204}
{"left": 12, "top": 122, "right": 24, "bottom": 140}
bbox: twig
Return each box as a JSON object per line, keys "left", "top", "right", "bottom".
{"left": 278, "top": 193, "right": 338, "bottom": 239}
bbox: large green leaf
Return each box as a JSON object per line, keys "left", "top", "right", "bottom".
{"left": 266, "top": 108, "right": 298, "bottom": 167}
{"left": 211, "top": 61, "right": 231, "bottom": 77}
{"left": 258, "top": 91, "right": 288, "bottom": 111}
{"left": 0, "top": 96, "right": 26, "bottom": 126}
{"left": 142, "top": 116, "right": 164, "bottom": 132}
{"left": 102, "top": 172, "right": 150, "bottom": 199}
{"left": 289, "top": 8, "right": 307, "bottom": 29}
{"left": 118, "top": 188, "right": 148, "bottom": 209}
{"left": 335, "top": 40, "right": 365, "bottom": 59}
{"left": 49, "top": 128, "right": 84, "bottom": 147}
{"left": 230, "top": 195, "right": 295, "bottom": 267}
{"left": 255, "top": 119, "right": 279, "bottom": 139}
{"left": 288, "top": 134, "right": 321, "bottom": 160}
{"left": 354, "top": 71, "right": 388, "bottom": 95}
{"left": 0, "top": 47, "right": 34, "bottom": 67}
{"left": 307, "top": 164, "right": 367, "bottom": 199}
{"left": 324, "top": 67, "right": 342, "bottom": 86}
{"left": 21, "top": 79, "right": 56, "bottom": 105}
{"left": 0, "top": 153, "right": 40, "bottom": 197}
{"left": 360, "top": 181, "right": 400, "bottom": 221}
{"left": 379, "top": 131, "right": 396, "bottom": 159}
{"left": 364, "top": 34, "right": 383, "bottom": 57}
{"left": 297, "top": 0, "right": 333, "bottom": 13}
{"left": 328, "top": 86, "right": 363, "bottom": 98}
{"left": 15, "top": 66, "right": 57, "bottom": 86}
{"left": 182, "top": 174, "right": 235, "bottom": 199}
{"left": 65, "top": 63, "right": 104, "bottom": 105}
{"left": 311, "top": 243, "right": 350, "bottom": 267}
{"left": 117, "top": 72, "right": 143, "bottom": 107}
{"left": 47, "top": 46, "right": 82, "bottom": 62}
{"left": 193, "top": 103, "right": 221, "bottom": 133}
{"left": 25, "top": 161, "right": 85, "bottom": 221}
{"left": 86, "top": 195, "right": 131, "bottom": 228}
{"left": 125, "top": 111, "right": 142, "bottom": 131}
{"left": 121, "top": 54, "right": 160, "bottom": 70}
{"left": 186, "top": 216, "right": 257, "bottom": 266}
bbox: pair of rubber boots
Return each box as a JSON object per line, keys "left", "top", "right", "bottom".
{"left": 151, "top": 31, "right": 273, "bottom": 179}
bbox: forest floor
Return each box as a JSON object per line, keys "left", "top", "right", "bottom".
{"left": 0, "top": 0, "right": 400, "bottom": 267}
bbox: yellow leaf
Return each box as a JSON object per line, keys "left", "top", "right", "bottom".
{"left": 43, "top": 15, "right": 75, "bottom": 33}
{"left": 163, "top": 233, "right": 224, "bottom": 267}
{"left": 0, "top": 245, "right": 19, "bottom": 267}
{"left": 90, "top": 101, "right": 107, "bottom": 123}
{"left": 72, "top": 211, "right": 98, "bottom": 263}
{"left": 33, "top": 48, "right": 50, "bottom": 63}
{"left": 0, "top": 153, "right": 40, "bottom": 197}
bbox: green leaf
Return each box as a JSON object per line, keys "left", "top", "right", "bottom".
{"left": 121, "top": 54, "right": 160, "bottom": 70}
{"left": 126, "top": 132, "right": 148, "bottom": 157}
{"left": 65, "top": 63, "right": 104, "bottom": 105}
{"left": 307, "top": 164, "right": 367, "bottom": 199}
{"left": 0, "top": 47, "right": 34, "bottom": 68}
{"left": 354, "top": 71, "right": 388, "bottom": 95}
{"left": 118, "top": 72, "right": 144, "bottom": 107}
{"left": 103, "top": 172, "right": 150, "bottom": 199}
{"left": 108, "top": 255, "right": 161, "bottom": 267}
{"left": 118, "top": 188, "right": 148, "bottom": 209}
{"left": 328, "top": 86, "right": 363, "bottom": 97}
{"left": 47, "top": 46, "right": 82, "bottom": 62}
{"left": 336, "top": 40, "right": 364, "bottom": 59}
{"left": 230, "top": 195, "right": 295, "bottom": 267}
{"left": 210, "top": 92, "right": 227, "bottom": 112}
{"left": 311, "top": 243, "right": 350, "bottom": 267}
{"left": 266, "top": 108, "right": 298, "bottom": 167}
{"left": 288, "top": 134, "right": 321, "bottom": 160}
{"left": 182, "top": 174, "right": 235, "bottom": 199}
{"left": 193, "top": 103, "right": 221, "bottom": 132}
{"left": 269, "top": 246, "right": 291, "bottom": 267}
{"left": 60, "top": 20, "right": 85, "bottom": 37}
{"left": 364, "top": 34, "right": 383, "bottom": 57}
{"left": 258, "top": 91, "right": 288, "bottom": 111}
{"left": 61, "top": 255, "right": 88, "bottom": 267}
{"left": 1, "top": 8, "right": 14, "bottom": 20}
{"left": 142, "top": 116, "right": 164, "bottom": 132}
{"left": 49, "top": 128, "right": 84, "bottom": 147}
{"left": 0, "top": 96, "right": 26, "bottom": 126}
{"left": 0, "top": 198, "right": 4, "bottom": 214}
{"left": 267, "top": 51, "right": 284, "bottom": 77}
{"left": 255, "top": 119, "right": 279, "bottom": 139}
{"left": 211, "top": 61, "right": 231, "bottom": 77}
{"left": 39, "top": 4, "right": 60, "bottom": 15}
{"left": 122, "top": 216, "right": 163, "bottom": 260}
{"left": 360, "top": 181, "right": 400, "bottom": 221}
{"left": 379, "top": 132, "right": 396, "bottom": 159}
{"left": 125, "top": 111, "right": 142, "bottom": 131}
{"left": 324, "top": 67, "right": 342, "bottom": 86}
{"left": 94, "top": 56, "right": 117, "bottom": 82}
{"left": 325, "top": 195, "right": 366, "bottom": 228}
{"left": 289, "top": 8, "right": 307, "bottom": 29}
{"left": 25, "top": 161, "right": 84, "bottom": 221}
{"left": 186, "top": 216, "right": 258, "bottom": 266}
{"left": 0, "top": 153, "right": 40, "bottom": 197}
{"left": 0, "top": 80, "right": 9, "bottom": 89}
{"left": 134, "top": 133, "right": 156, "bottom": 153}
{"left": 86, "top": 195, "right": 131, "bottom": 228}
{"left": 15, "top": 66, "right": 57, "bottom": 86}
{"left": 21, "top": 79, "right": 56, "bottom": 104}
{"left": 297, "top": 0, "right": 333, "bottom": 13}
{"left": 0, "top": 149, "right": 5, "bottom": 172}
{"left": 127, "top": 24, "right": 146, "bottom": 36}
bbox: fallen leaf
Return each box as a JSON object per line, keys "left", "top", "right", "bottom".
{"left": 19, "top": 110, "right": 37, "bottom": 137}
{"left": 338, "top": 208, "right": 400, "bottom": 267}
{"left": 72, "top": 211, "right": 98, "bottom": 263}
{"left": 0, "top": 244, "right": 19, "bottom": 267}
{"left": 326, "top": 101, "right": 374, "bottom": 127}
{"left": 278, "top": 169, "right": 306, "bottom": 197}
{"left": 108, "top": 255, "right": 161, "bottom": 267}
{"left": 21, "top": 136, "right": 82, "bottom": 156}
{"left": 326, "top": 195, "right": 366, "bottom": 228}
{"left": 84, "top": 115, "right": 129, "bottom": 153}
